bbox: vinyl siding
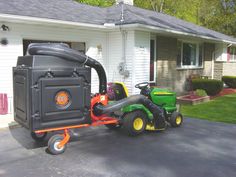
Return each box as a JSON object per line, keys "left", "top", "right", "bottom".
{"left": 107, "top": 30, "right": 135, "bottom": 95}
{"left": 133, "top": 31, "right": 150, "bottom": 94}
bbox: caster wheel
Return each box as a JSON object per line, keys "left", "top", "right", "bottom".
{"left": 48, "top": 135, "right": 67, "bottom": 155}
{"left": 31, "top": 132, "right": 47, "bottom": 142}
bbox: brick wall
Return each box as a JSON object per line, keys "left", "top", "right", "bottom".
{"left": 222, "top": 62, "right": 236, "bottom": 76}
{"left": 156, "top": 36, "right": 214, "bottom": 93}
{"left": 213, "top": 62, "right": 223, "bottom": 80}
{"left": 214, "top": 61, "right": 236, "bottom": 80}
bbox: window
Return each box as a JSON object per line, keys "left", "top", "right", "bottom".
{"left": 177, "top": 41, "right": 203, "bottom": 68}
{"left": 229, "top": 47, "right": 236, "bottom": 61}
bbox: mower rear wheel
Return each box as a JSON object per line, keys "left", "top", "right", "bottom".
{"left": 122, "top": 110, "right": 147, "bottom": 136}
{"left": 48, "top": 134, "right": 67, "bottom": 155}
{"left": 31, "top": 132, "right": 47, "bottom": 142}
{"left": 169, "top": 112, "right": 183, "bottom": 127}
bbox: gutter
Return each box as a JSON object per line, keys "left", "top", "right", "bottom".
{"left": 0, "top": 13, "right": 106, "bottom": 30}
{"left": 120, "top": 24, "right": 236, "bottom": 45}
{"left": 1, "top": 13, "right": 236, "bottom": 45}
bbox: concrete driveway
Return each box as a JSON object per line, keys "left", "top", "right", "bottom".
{"left": 0, "top": 118, "right": 236, "bottom": 177}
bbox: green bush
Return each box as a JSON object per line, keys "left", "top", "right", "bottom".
{"left": 222, "top": 76, "right": 236, "bottom": 88}
{"left": 192, "top": 79, "right": 223, "bottom": 96}
{"left": 195, "top": 89, "right": 207, "bottom": 97}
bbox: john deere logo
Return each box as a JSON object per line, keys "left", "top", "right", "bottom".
{"left": 55, "top": 91, "right": 70, "bottom": 108}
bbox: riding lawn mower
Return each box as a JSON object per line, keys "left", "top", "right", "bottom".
{"left": 13, "top": 43, "right": 183, "bottom": 155}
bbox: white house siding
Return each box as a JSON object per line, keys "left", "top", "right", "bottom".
{"left": 125, "top": 31, "right": 135, "bottom": 94}
{"left": 107, "top": 30, "right": 135, "bottom": 95}
{"left": 107, "top": 32, "right": 123, "bottom": 82}
{"left": 107, "top": 30, "right": 150, "bottom": 95}
{"left": 0, "top": 22, "right": 108, "bottom": 113}
{"left": 132, "top": 31, "right": 150, "bottom": 94}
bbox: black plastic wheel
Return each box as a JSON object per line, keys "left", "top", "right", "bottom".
{"left": 31, "top": 132, "right": 47, "bottom": 142}
{"left": 122, "top": 110, "right": 147, "bottom": 136}
{"left": 105, "top": 123, "right": 121, "bottom": 130}
{"left": 48, "top": 135, "right": 67, "bottom": 155}
{"left": 169, "top": 111, "right": 183, "bottom": 127}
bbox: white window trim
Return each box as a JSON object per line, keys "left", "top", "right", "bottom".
{"left": 177, "top": 40, "right": 204, "bottom": 69}
{"left": 229, "top": 46, "right": 236, "bottom": 62}
{"left": 149, "top": 36, "right": 157, "bottom": 83}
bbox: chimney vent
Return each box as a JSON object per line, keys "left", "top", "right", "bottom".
{"left": 116, "top": 0, "right": 133, "bottom": 5}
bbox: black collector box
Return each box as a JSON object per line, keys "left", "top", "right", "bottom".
{"left": 13, "top": 55, "right": 91, "bottom": 131}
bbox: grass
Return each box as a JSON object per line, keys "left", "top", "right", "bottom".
{"left": 180, "top": 93, "right": 236, "bottom": 124}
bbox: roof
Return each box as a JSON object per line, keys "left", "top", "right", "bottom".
{"left": 0, "top": 0, "right": 106, "bottom": 25}
{"left": 1, "top": 0, "right": 236, "bottom": 43}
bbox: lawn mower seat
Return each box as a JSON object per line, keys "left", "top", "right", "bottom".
{"left": 107, "top": 82, "right": 129, "bottom": 101}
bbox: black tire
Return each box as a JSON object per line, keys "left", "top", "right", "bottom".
{"left": 122, "top": 110, "right": 147, "bottom": 136}
{"left": 48, "top": 135, "right": 67, "bottom": 155}
{"left": 105, "top": 123, "right": 121, "bottom": 130}
{"left": 169, "top": 112, "right": 183, "bottom": 127}
{"left": 31, "top": 132, "right": 47, "bottom": 142}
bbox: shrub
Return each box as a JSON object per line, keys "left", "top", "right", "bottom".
{"left": 222, "top": 76, "right": 236, "bottom": 88}
{"left": 195, "top": 89, "right": 207, "bottom": 97}
{"left": 192, "top": 79, "right": 223, "bottom": 96}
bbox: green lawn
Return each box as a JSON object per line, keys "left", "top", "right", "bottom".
{"left": 180, "top": 93, "right": 236, "bottom": 124}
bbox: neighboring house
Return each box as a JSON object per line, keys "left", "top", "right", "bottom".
{"left": 1, "top": 0, "right": 236, "bottom": 114}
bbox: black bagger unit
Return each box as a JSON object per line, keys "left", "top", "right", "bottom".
{"left": 13, "top": 53, "right": 91, "bottom": 131}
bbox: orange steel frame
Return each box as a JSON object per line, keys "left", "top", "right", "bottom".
{"left": 34, "top": 94, "right": 119, "bottom": 148}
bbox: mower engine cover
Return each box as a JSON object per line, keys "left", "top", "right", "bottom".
{"left": 149, "top": 88, "right": 177, "bottom": 113}
{"left": 13, "top": 55, "right": 91, "bottom": 131}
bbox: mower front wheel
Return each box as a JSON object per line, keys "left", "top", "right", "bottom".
{"left": 122, "top": 110, "right": 147, "bottom": 136}
{"left": 169, "top": 111, "right": 183, "bottom": 127}
{"left": 48, "top": 134, "right": 67, "bottom": 155}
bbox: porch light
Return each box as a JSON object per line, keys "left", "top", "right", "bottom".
{"left": 1, "top": 24, "right": 10, "bottom": 31}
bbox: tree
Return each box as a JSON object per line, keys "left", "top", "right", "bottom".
{"left": 134, "top": 0, "right": 164, "bottom": 12}
{"left": 199, "top": 0, "right": 236, "bottom": 37}
{"left": 134, "top": 0, "right": 236, "bottom": 37}
{"left": 134, "top": 0, "right": 202, "bottom": 24}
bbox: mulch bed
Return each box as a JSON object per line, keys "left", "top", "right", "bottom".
{"left": 210, "top": 88, "right": 236, "bottom": 99}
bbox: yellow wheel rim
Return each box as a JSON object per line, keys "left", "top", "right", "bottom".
{"left": 133, "top": 117, "right": 144, "bottom": 131}
{"left": 176, "top": 116, "right": 182, "bottom": 125}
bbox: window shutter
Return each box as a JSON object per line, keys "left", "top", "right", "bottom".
{"left": 177, "top": 41, "right": 182, "bottom": 67}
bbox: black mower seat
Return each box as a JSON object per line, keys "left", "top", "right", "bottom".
{"left": 108, "top": 82, "right": 129, "bottom": 101}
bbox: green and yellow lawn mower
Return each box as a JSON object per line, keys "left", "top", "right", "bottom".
{"left": 105, "top": 82, "right": 183, "bottom": 136}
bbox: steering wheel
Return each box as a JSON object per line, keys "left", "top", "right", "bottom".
{"left": 135, "top": 82, "right": 149, "bottom": 89}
